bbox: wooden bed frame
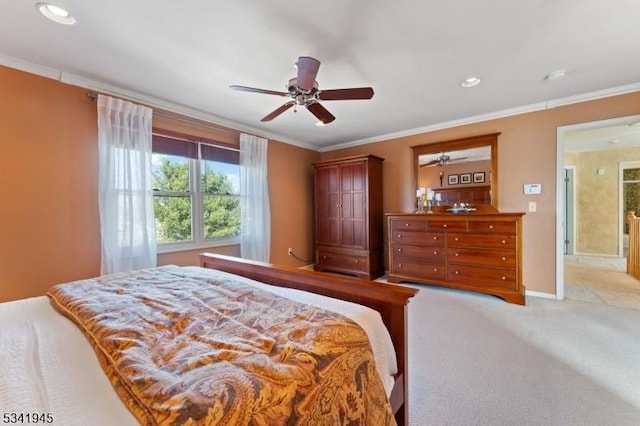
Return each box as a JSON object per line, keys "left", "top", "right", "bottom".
{"left": 199, "top": 253, "right": 419, "bottom": 425}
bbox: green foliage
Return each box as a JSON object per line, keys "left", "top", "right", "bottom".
{"left": 204, "top": 196, "right": 240, "bottom": 239}
{"left": 152, "top": 158, "right": 240, "bottom": 243}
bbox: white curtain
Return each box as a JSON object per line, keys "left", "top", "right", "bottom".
{"left": 240, "top": 133, "right": 271, "bottom": 262}
{"left": 97, "top": 94, "right": 156, "bottom": 274}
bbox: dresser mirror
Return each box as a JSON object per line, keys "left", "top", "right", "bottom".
{"left": 412, "top": 133, "right": 499, "bottom": 211}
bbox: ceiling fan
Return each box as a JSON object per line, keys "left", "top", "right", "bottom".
{"left": 230, "top": 56, "right": 374, "bottom": 125}
{"left": 421, "top": 152, "right": 468, "bottom": 167}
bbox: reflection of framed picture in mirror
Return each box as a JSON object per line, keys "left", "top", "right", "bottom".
{"left": 460, "top": 173, "right": 471, "bottom": 184}
{"left": 473, "top": 172, "right": 486, "bottom": 183}
{"left": 448, "top": 174, "right": 459, "bottom": 185}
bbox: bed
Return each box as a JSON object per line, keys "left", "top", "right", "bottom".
{"left": 0, "top": 253, "right": 417, "bottom": 425}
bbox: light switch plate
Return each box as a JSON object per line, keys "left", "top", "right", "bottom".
{"left": 523, "top": 183, "right": 542, "bottom": 195}
{"left": 528, "top": 201, "right": 537, "bottom": 212}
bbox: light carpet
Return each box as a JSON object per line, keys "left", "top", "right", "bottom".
{"left": 404, "top": 284, "right": 640, "bottom": 425}
{"left": 564, "top": 257, "right": 640, "bottom": 310}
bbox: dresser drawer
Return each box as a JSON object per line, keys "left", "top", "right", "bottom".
{"left": 467, "top": 220, "right": 516, "bottom": 234}
{"left": 391, "top": 231, "right": 445, "bottom": 245}
{"left": 425, "top": 220, "right": 467, "bottom": 231}
{"left": 390, "top": 219, "right": 426, "bottom": 232}
{"left": 448, "top": 233, "right": 516, "bottom": 250}
{"left": 392, "top": 243, "right": 445, "bottom": 261}
{"left": 447, "top": 248, "right": 517, "bottom": 268}
{"left": 316, "top": 249, "right": 369, "bottom": 273}
{"left": 447, "top": 264, "right": 517, "bottom": 290}
{"left": 390, "top": 259, "right": 446, "bottom": 280}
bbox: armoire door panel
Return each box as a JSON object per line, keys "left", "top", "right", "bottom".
{"left": 352, "top": 192, "right": 365, "bottom": 219}
{"left": 341, "top": 221, "right": 354, "bottom": 246}
{"left": 341, "top": 192, "right": 353, "bottom": 220}
{"left": 352, "top": 220, "right": 366, "bottom": 247}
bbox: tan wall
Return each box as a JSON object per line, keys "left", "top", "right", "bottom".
{"left": 1, "top": 66, "right": 101, "bottom": 303}
{"left": 0, "top": 65, "right": 319, "bottom": 303}
{"left": 570, "top": 146, "right": 640, "bottom": 255}
{"left": 321, "top": 92, "right": 640, "bottom": 295}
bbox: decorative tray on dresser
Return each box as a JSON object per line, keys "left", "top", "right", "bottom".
{"left": 386, "top": 211, "right": 526, "bottom": 305}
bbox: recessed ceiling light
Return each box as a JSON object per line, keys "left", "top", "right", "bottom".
{"left": 36, "top": 3, "right": 76, "bottom": 25}
{"left": 545, "top": 69, "right": 566, "bottom": 81}
{"left": 461, "top": 77, "right": 481, "bottom": 88}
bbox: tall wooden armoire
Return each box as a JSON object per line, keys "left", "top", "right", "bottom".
{"left": 313, "top": 155, "right": 384, "bottom": 279}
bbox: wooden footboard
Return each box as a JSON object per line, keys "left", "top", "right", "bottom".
{"left": 199, "top": 253, "right": 418, "bottom": 425}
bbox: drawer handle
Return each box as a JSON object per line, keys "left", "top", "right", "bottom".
{"left": 433, "top": 236, "right": 439, "bottom": 241}
{"left": 354, "top": 259, "right": 359, "bottom": 264}
{"left": 405, "top": 223, "right": 410, "bottom": 227}
{"left": 433, "top": 268, "right": 438, "bottom": 272}
{"left": 501, "top": 256, "right": 507, "bottom": 261}
{"left": 454, "top": 237, "right": 459, "bottom": 242}
{"left": 488, "top": 225, "right": 494, "bottom": 229}
{"left": 454, "top": 270, "right": 460, "bottom": 275}
{"left": 433, "top": 251, "right": 438, "bottom": 255}
{"left": 398, "top": 263, "right": 403, "bottom": 268}
{"left": 501, "top": 240, "right": 506, "bottom": 244}
{"left": 443, "top": 224, "right": 448, "bottom": 228}
{"left": 322, "top": 255, "right": 327, "bottom": 259}
{"left": 398, "top": 234, "right": 403, "bottom": 238}
{"left": 454, "top": 252, "right": 460, "bottom": 257}
{"left": 397, "top": 248, "right": 403, "bottom": 252}
{"left": 501, "top": 276, "right": 507, "bottom": 280}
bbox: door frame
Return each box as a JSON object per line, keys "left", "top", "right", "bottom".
{"left": 564, "top": 166, "right": 577, "bottom": 255}
{"left": 619, "top": 160, "right": 640, "bottom": 256}
{"left": 556, "top": 114, "right": 640, "bottom": 300}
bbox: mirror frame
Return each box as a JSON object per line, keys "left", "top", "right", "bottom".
{"left": 412, "top": 132, "right": 500, "bottom": 211}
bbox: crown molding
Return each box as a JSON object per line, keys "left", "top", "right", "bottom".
{"left": 321, "top": 82, "right": 640, "bottom": 152}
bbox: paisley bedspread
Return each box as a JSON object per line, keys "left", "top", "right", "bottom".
{"left": 46, "top": 266, "right": 395, "bottom": 425}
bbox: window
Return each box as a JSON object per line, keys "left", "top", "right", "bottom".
{"left": 151, "top": 132, "right": 240, "bottom": 252}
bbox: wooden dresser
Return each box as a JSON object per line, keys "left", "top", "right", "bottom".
{"left": 314, "top": 155, "right": 384, "bottom": 279}
{"left": 386, "top": 212, "right": 525, "bottom": 304}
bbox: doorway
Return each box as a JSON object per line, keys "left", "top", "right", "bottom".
{"left": 556, "top": 114, "right": 640, "bottom": 301}
{"left": 621, "top": 162, "right": 640, "bottom": 257}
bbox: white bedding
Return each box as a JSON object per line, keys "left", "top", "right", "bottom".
{"left": 0, "top": 266, "right": 397, "bottom": 425}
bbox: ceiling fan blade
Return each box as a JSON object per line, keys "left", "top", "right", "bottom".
{"left": 230, "top": 85, "right": 288, "bottom": 97}
{"left": 449, "top": 156, "right": 469, "bottom": 163}
{"left": 318, "top": 87, "right": 375, "bottom": 101}
{"left": 296, "top": 56, "right": 321, "bottom": 91}
{"left": 306, "top": 102, "right": 336, "bottom": 124}
{"left": 421, "top": 159, "right": 441, "bottom": 167}
{"left": 260, "top": 101, "right": 295, "bottom": 122}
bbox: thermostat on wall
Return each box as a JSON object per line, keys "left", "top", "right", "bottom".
{"left": 523, "top": 183, "right": 542, "bottom": 195}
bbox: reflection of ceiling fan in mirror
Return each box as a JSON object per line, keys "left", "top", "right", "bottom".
{"left": 421, "top": 152, "right": 468, "bottom": 167}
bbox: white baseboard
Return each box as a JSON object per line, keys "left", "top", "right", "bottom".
{"left": 526, "top": 290, "right": 558, "bottom": 300}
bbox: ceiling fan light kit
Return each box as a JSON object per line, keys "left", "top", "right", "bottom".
{"left": 230, "top": 56, "right": 374, "bottom": 125}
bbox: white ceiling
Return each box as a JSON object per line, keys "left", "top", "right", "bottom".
{"left": 1, "top": 1, "right": 639, "bottom": 151}
{"left": 564, "top": 121, "right": 640, "bottom": 152}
